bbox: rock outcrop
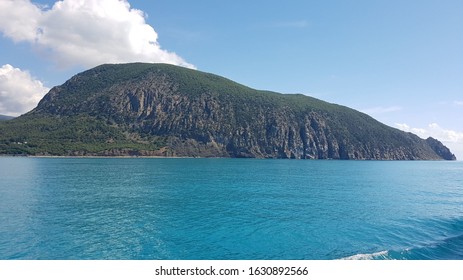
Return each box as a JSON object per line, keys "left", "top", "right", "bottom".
{"left": 425, "top": 137, "right": 456, "bottom": 160}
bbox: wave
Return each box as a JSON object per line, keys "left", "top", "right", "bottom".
{"left": 341, "top": 217, "right": 463, "bottom": 260}
{"left": 341, "top": 250, "right": 390, "bottom": 260}
{"left": 342, "top": 233, "right": 463, "bottom": 260}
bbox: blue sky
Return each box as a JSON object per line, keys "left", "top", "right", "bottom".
{"left": 1, "top": 0, "right": 462, "bottom": 158}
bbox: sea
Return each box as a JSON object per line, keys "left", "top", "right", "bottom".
{"left": 0, "top": 157, "right": 462, "bottom": 260}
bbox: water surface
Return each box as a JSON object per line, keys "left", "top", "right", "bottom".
{"left": 0, "top": 158, "right": 462, "bottom": 259}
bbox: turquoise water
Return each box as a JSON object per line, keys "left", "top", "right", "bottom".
{"left": 0, "top": 158, "right": 462, "bottom": 260}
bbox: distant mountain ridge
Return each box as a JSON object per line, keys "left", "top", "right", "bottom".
{"left": 0, "top": 114, "right": 14, "bottom": 121}
{"left": 0, "top": 63, "right": 456, "bottom": 160}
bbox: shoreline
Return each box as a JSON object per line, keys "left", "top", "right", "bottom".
{"left": 0, "top": 154, "right": 199, "bottom": 159}
{"left": 0, "top": 154, "right": 458, "bottom": 161}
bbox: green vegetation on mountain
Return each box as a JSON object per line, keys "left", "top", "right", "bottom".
{"left": 0, "top": 63, "right": 456, "bottom": 159}
{"left": 0, "top": 114, "right": 165, "bottom": 156}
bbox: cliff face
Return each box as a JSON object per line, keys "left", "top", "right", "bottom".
{"left": 0, "top": 63, "right": 456, "bottom": 160}
{"left": 425, "top": 137, "right": 455, "bottom": 160}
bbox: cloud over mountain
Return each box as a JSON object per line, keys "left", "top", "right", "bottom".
{"left": 0, "top": 64, "right": 50, "bottom": 116}
{"left": 0, "top": 0, "right": 194, "bottom": 69}
{"left": 396, "top": 122, "right": 463, "bottom": 159}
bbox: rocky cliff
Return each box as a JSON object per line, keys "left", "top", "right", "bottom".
{"left": 0, "top": 63, "right": 456, "bottom": 160}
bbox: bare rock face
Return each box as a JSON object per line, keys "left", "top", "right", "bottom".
{"left": 3, "top": 63, "right": 455, "bottom": 160}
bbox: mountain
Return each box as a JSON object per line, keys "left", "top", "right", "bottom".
{"left": 0, "top": 63, "right": 456, "bottom": 160}
{"left": 0, "top": 114, "right": 14, "bottom": 121}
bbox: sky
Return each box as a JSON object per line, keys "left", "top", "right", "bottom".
{"left": 0, "top": 0, "right": 462, "bottom": 159}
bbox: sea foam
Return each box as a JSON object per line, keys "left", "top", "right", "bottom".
{"left": 341, "top": 250, "right": 390, "bottom": 260}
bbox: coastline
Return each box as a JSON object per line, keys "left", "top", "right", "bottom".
{"left": 0, "top": 154, "right": 457, "bottom": 161}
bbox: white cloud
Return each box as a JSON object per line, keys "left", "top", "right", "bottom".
{"left": 0, "top": 64, "right": 50, "bottom": 116}
{"left": 395, "top": 123, "right": 463, "bottom": 143}
{"left": 0, "top": 0, "right": 194, "bottom": 69}
{"left": 395, "top": 123, "right": 427, "bottom": 136}
{"left": 454, "top": 101, "right": 463, "bottom": 106}
{"left": 361, "top": 106, "right": 402, "bottom": 114}
{"left": 395, "top": 122, "right": 463, "bottom": 160}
